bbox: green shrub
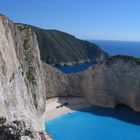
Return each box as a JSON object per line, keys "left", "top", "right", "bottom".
{"left": 107, "top": 55, "right": 140, "bottom": 65}
{"left": 26, "top": 68, "right": 36, "bottom": 86}
{"left": 23, "top": 39, "right": 29, "bottom": 50}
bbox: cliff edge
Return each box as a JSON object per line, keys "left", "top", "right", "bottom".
{"left": 0, "top": 14, "right": 47, "bottom": 140}
{"left": 82, "top": 55, "right": 140, "bottom": 111}
{"left": 43, "top": 55, "right": 140, "bottom": 112}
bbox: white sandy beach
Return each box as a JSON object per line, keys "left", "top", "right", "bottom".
{"left": 45, "top": 97, "right": 91, "bottom": 122}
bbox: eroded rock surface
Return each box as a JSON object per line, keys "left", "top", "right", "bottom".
{"left": 0, "top": 14, "right": 47, "bottom": 140}
{"left": 81, "top": 56, "right": 140, "bottom": 111}
{"left": 43, "top": 55, "right": 140, "bottom": 112}
{"left": 43, "top": 63, "right": 83, "bottom": 98}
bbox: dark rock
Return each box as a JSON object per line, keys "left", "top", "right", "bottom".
{"left": 0, "top": 120, "right": 34, "bottom": 140}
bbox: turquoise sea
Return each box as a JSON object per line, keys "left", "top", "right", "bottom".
{"left": 46, "top": 41, "right": 140, "bottom": 139}
{"left": 45, "top": 106, "right": 140, "bottom": 140}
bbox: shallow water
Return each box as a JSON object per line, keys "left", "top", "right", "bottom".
{"left": 45, "top": 106, "right": 140, "bottom": 140}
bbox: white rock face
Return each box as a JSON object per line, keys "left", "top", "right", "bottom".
{"left": 43, "top": 63, "right": 84, "bottom": 99}
{"left": 43, "top": 55, "right": 140, "bottom": 112}
{"left": 43, "top": 63, "right": 70, "bottom": 98}
{"left": 0, "top": 15, "right": 47, "bottom": 140}
{"left": 81, "top": 57, "right": 140, "bottom": 111}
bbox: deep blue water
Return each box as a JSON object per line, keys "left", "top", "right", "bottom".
{"left": 56, "top": 63, "right": 94, "bottom": 73}
{"left": 57, "top": 40, "right": 140, "bottom": 73}
{"left": 45, "top": 106, "right": 140, "bottom": 140}
{"left": 93, "top": 40, "right": 140, "bottom": 58}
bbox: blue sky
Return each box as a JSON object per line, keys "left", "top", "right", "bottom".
{"left": 0, "top": 0, "right": 140, "bottom": 41}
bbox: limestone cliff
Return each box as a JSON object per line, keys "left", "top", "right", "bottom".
{"left": 0, "top": 14, "right": 47, "bottom": 140}
{"left": 43, "top": 63, "right": 82, "bottom": 99}
{"left": 81, "top": 56, "right": 140, "bottom": 111}
{"left": 43, "top": 55, "right": 140, "bottom": 112}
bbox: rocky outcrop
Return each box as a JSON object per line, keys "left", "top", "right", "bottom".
{"left": 43, "top": 63, "right": 82, "bottom": 98}
{"left": 65, "top": 56, "right": 140, "bottom": 112}
{"left": 43, "top": 55, "right": 140, "bottom": 112}
{"left": 81, "top": 56, "right": 140, "bottom": 111}
{"left": 0, "top": 14, "right": 47, "bottom": 140}
{"left": 0, "top": 120, "right": 34, "bottom": 140}
{"left": 43, "top": 63, "right": 69, "bottom": 98}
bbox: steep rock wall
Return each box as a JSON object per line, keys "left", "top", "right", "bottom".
{"left": 81, "top": 57, "right": 140, "bottom": 111}
{"left": 43, "top": 63, "right": 82, "bottom": 98}
{"left": 0, "top": 15, "right": 47, "bottom": 140}
{"left": 43, "top": 55, "right": 140, "bottom": 112}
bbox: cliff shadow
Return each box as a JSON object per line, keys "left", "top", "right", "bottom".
{"left": 57, "top": 97, "right": 140, "bottom": 127}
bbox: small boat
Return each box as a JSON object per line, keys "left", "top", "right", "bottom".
{"left": 69, "top": 111, "right": 73, "bottom": 114}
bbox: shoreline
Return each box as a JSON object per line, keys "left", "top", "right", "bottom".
{"left": 45, "top": 97, "right": 92, "bottom": 122}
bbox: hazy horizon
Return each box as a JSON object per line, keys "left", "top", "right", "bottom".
{"left": 1, "top": 0, "right": 140, "bottom": 41}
